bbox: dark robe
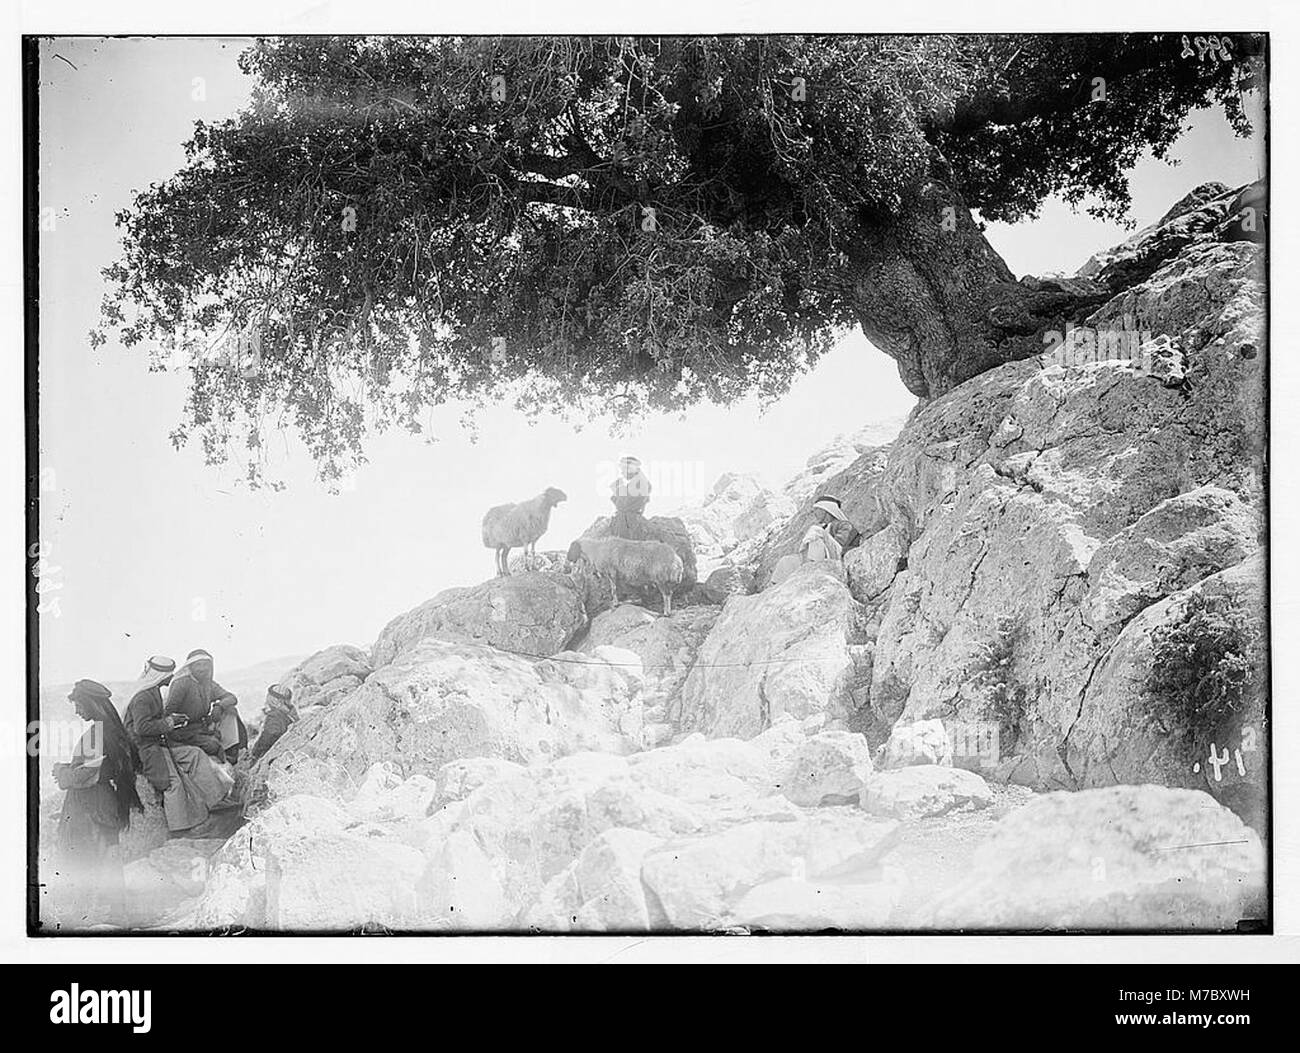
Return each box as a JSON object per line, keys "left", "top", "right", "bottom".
{"left": 123, "top": 684, "right": 172, "bottom": 791}
{"left": 610, "top": 473, "right": 652, "bottom": 538}
{"left": 827, "top": 518, "right": 861, "bottom": 552}
{"left": 250, "top": 707, "right": 292, "bottom": 761}
{"left": 164, "top": 672, "right": 234, "bottom": 757}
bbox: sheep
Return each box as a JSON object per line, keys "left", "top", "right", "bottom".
{"left": 481, "top": 487, "right": 567, "bottom": 576}
{"left": 566, "top": 536, "right": 684, "bottom": 616}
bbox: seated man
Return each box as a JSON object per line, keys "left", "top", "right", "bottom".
{"left": 811, "top": 496, "right": 862, "bottom": 553}
{"left": 164, "top": 648, "right": 248, "bottom": 764}
{"left": 122, "top": 654, "right": 179, "bottom": 793}
{"left": 124, "top": 653, "right": 232, "bottom": 833}
{"left": 250, "top": 685, "right": 298, "bottom": 762}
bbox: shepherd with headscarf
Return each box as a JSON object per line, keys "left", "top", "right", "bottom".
{"left": 609, "top": 455, "right": 653, "bottom": 539}
{"left": 123, "top": 654, "right": 229, "bottom": 832}
{"left": 123, "top": 655, "right": 178, "bottom": 791}
{"left": 250, "top": 684, "right": 299, "bottom": 761}
{"left": 164, "top": 648, "right": 248, "bottom": 764}
{"left": 51, "top": 679, "right": 142, "bottom": 927}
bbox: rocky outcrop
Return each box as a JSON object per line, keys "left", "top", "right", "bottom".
{"left": 923, "top": 786, "right": 1266, "bottom": 930}
{"left": 251, "top": 639, "right": 644, "bottom": 801}
{"left": 276, "top": 644, "right": 372, "bottom": 710}
{"left": 833, "top": 221, "right": 1265, "bottom": 814}
{"left": 371, "top": 572, "right": 586, "bottom": 665}
{"left": 577, "top": 604, "right": 718, "bottom": 731}
{"left": 675, "top": 562, "right": 869, "bottom": 737}
{"left": 673, "top": 472, "right": 796, "bottom": 562}
{"left": 861, "top": 765, "right": 993, "bottom": 820}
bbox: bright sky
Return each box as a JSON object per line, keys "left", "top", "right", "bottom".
{"left": 36, "top": 37, "right": 1265, "bottom": 684}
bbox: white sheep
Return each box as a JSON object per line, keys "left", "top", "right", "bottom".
{"left": 482, "top": 487, "right": 567, "bottom": 576}
{"left": 566, "top": 536, "right": 685, "bottom": 615}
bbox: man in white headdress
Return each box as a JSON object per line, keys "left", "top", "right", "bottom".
{"left": 124, "top": 653, "right": 231, "bottom": 832}
{"left": 165, "top": 648, "right": 247, "bottom": 764}
{"left": 122, "top": 655, "right": 180, "bottom": 793}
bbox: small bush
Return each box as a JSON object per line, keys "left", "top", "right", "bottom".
{"left": 970, "top": 617, "right": 1030, "bottom": 749}
{"left": 1146, "top": 591, "right": 1264, "bottom": 761}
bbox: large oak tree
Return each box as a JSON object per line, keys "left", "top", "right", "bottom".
{"left": 91, "top": 34, "right": 1263, "bottom": 484}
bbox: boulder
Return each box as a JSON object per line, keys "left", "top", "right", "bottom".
{"left": 371, "top": 572, "right": 587, "bottom": 665}
{"left": 264, "top": 830, "right": 427, "bottom": 931}
{"left": 924, "top": 786, "right": 1266, "bottom": 930}
{"left": 124, "top": 838, "right": 226, "bottom": 926}
{"left": 252, "top": 639, "right": 643, "bottom": 802}
{"left": 676, "top": 561, "right": 864, "bottom": 737}
{"left": 276, "top": 644, "right": 372, "bottom": 709}
{"left": 844, "top": 523, "right": 910, "bottom": 603}
{"left": 861, "top": 765, "right": 993, "bottom": 820}
{"left": 192, "top": 795, "right": 352, "bottom": 928}
{"left": 640, "top": 810, "right": 900, "bottom": 929}
{"left": 780, "top": 730, "right": 875, "bottom": 806}
{"left": 348, "top": 763, "right": 438, "bottom": 823}
{"left": 578, "top": 604, "right": 718, "bottom": 715}
{"left": 702, "top": 564, "right": 754, "bottom": 604}
{"left": 878, "top": 719, "right": 953, "bottom": 769}
{"left": 418, "top": 830, "right": 514, "bottom": 931}
{"left": 429, "top": 757, "right": 527, "bottom": 813}
{"left": 729, "top": 868, "right": 906, "bottom": 931}
{"left": 523, "top": 828, "right": 664, "bottom": 932}
{"left": 415, "top": 753, "right": 703, "bottom": 923}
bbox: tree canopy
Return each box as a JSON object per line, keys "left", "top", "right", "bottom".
{"left": 91, "top": 33, "right": 1264, "bottom": 485}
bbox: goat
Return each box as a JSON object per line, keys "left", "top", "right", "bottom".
{"left": 482, "top": 487, "right": 567, "bottom": 575}
{"left": 566, "top": 536, "right": 684, "bottom": 615}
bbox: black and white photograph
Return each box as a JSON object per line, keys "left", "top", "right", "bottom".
{"left": 12, "top": 1, "right": 1291, "bottom": 970}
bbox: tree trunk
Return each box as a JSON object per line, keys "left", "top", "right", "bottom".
{"left": 848, "top": 172, "right": 1110, "bottom": 398}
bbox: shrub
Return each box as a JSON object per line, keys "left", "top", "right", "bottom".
{"left": 970, "top": 616, "right": 1030, "bottom": 749}
{"left": 1146, "top": 590, "right": 1265, "bottom": 762}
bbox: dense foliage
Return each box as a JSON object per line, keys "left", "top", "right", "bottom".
{"left": 1147, "top": 590, "right": 1265, "bottom": 764}
{"left": 91, "top": 34, "right": 1264, "bottom": 483}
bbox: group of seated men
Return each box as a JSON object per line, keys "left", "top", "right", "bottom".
{"left": 122, "top": 648, "right": 298, "bottom": 834}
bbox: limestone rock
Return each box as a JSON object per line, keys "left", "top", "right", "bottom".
{"left": 429, "top": 757, "right": 527, "bottom": 813}
{"left": 641, "top": 810, "right": 900, "bottom": 929}
{"left": 253, "top": 639, "right": 642, "bottom": 801}
{"left": 861, "top": 765, "right": 992, "bottom": 820}
{"left": 924, "top": 786, "right": 1266, "bottom": 930}
{"left": 675, "top": 473, "right": 797, "bottom": 560}
{"left": 702, "top": 564, "right": 754, "bottom": 604}
{"left": 578, "top": 604, "right": 718, "bottom": 715}
{"left": 371, "top": 572, "right": 586, "bottom": 665}
{"left": 265, "top": 829, "right": 426, "bottom": 931}
{"left": 781, "top": 730, "right": 875, "bottom": 806}
{"left": 276, "top": 644, "right": 372, "bottom": 709}
{"left": 192, "top": 795, "right": 351, "bottom": 928}
{"left": 729, "top": 868, "right": 905, "bottom": 931}
{"left": 523, "top": 828, "right": 664, "bottom": 932}
{"left": 677, "top": 561, "right": 863, "bottom": 737}
{"left": 844, "top": 523, "right": 909, "bottom": 602}
{"left": 879, "top": 719, "right": 953, "bottom": 769}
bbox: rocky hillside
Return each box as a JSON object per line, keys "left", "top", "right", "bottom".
{"left": 42, "top": 183, "right": 1267, "bottom": 934}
